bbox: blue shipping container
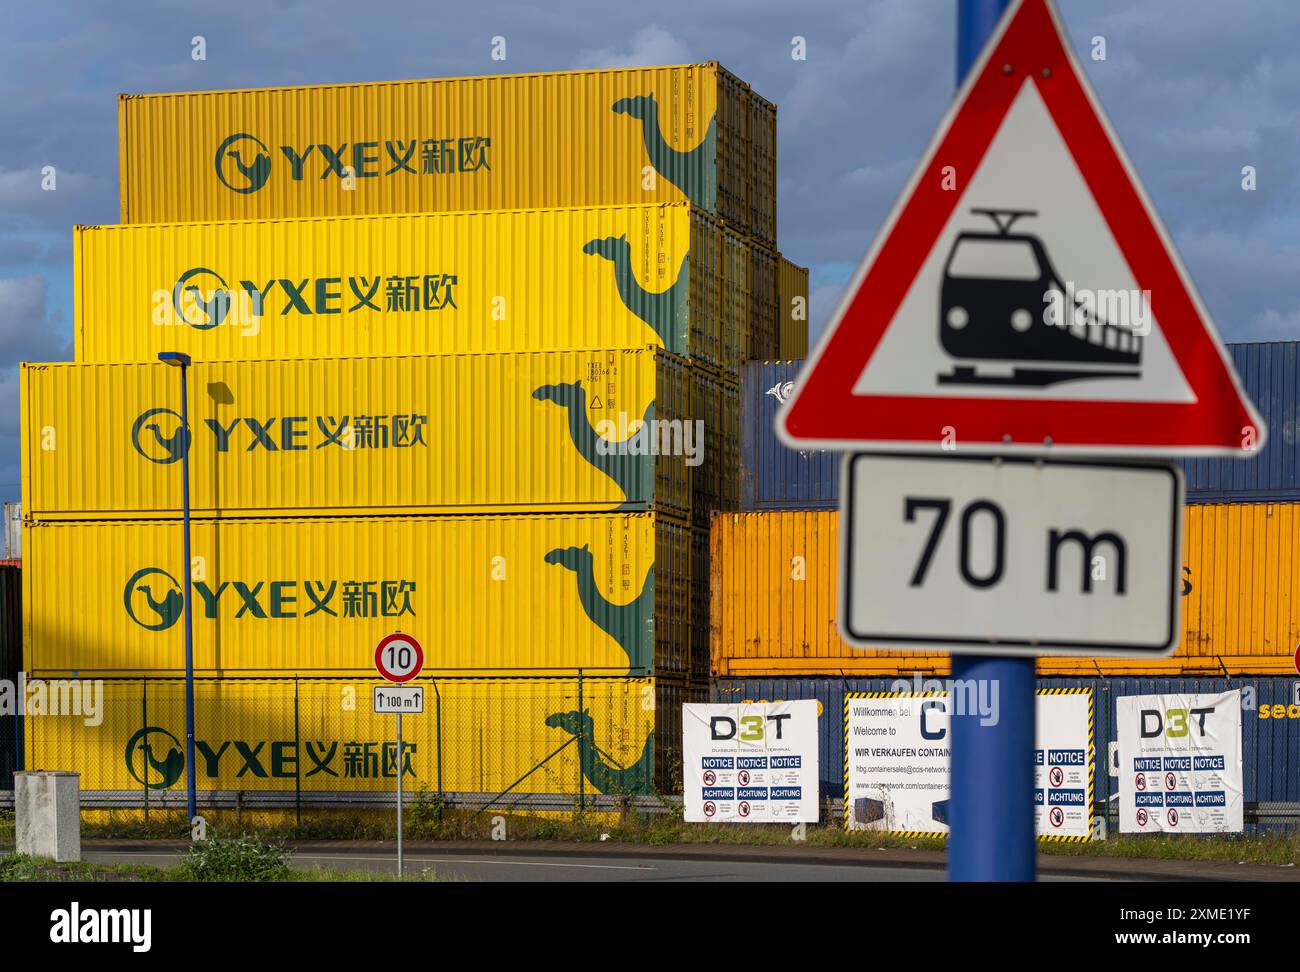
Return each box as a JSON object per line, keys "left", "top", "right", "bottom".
{"left": 739, "top": 360, "right": 839, "bottom": 509}
{"left": 712, "top": 676, "right": 1300, "bottom": 828}
{"left": 745, "top": 343, "right": 1300, "bottom": 507}
{"left": 1177, "top": 341, "right": 1300, "bottom": 501}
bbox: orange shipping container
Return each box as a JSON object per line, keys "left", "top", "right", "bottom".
{"left": 709, "top": 506, "right": 1298, "bottom": 677}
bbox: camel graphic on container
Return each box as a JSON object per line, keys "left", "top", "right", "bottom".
{"left": 582, "top": 235, "right": 688, "bottom": 353}
{"left": 543, "top": 544, "right": 653, "bottom": 674}
{"left": 544, "top": 710, "right": 654, "bottom": 795}
{"left": 532, "top": 380, "right": 654, "bottom": 511}
{"left": 612, "top": 93, "right": 717, "bottom": 212}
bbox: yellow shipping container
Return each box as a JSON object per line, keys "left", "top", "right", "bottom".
{"left": 25, "top": 513, "right": 691, "bottom": 677}
{"left": 118, "top": 63, "right": 776, "bottom": 243}
{"left": 710, "top": 507, "right": 1298, "bottom": 677}
{"left": 24, "top": 676, "right": 667, "bottom": 796}
{"left": 777, "top": 256, "right": 809, "bottom": 360}
{"left": 743, "top": 243, "right": 779, "bottom": 361}
{"left": 74, "top": 202, "right": 751, "bottom": 373}
{"left": 692, "top": 369, "right": 739, "bottom": 525}
{"left": 22, "top": 348, "right": 700, "bottom": 520}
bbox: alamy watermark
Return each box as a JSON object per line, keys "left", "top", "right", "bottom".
{"left": 887, "top": 673, "right": 1000, "bottom": 727}
{"left": 594, "top": 413, "right": 705, "bottom": 467}
{"left": 1043, "top": 281, "right": 1152, "bottom": 337}
{"left": 0, "top": 674, "right": 104, "bottom": 726}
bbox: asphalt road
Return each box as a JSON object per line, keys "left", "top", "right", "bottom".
{"left": 81, "top": 845, "right": 1106, "bottom": 882}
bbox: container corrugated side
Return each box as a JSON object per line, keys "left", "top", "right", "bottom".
{"left": 739, "top": 342, "right": 1300, "bottom": 510}
{"left": 26, "top": 676, "right": 661, "bottom": 797}
{"left": 776, "top": 257, "right": 809, "bottom": 359}
{"left": 22, "top": 348, "right": 695, "bottom": 520}
{"left": 710, "top": 508, "right": 1299, "bottom": 677}
{"left": 650, "top": 678, "right": 707, "bottom": 792}
{"left": 713, "top": 676, "right": 1300, "bottom": 815}
{"left": 118, "top": 62, "right": 775, "bottom": 243}
{"left": 0, "top": 564, "right": 19, "bottom": 788}
{"left": 742, "top": 243, "right": 779, "bottom": 361}
{"left": 739, "top": 361, "right": 839, "bottom": 510}
{"left": 75, "top": 202, "right": 744, "bottom": 374}
{"left": 1177, "top": 341, "right": 1300, "bottom": 502}
{"left": 25, "top": 513, "right": 691, "bottom": 678}
{"left": 692, "top": 368, "right": 739, "bottom": 527}
{"left": 690, "top": 528, "right": 712, "bottom": 682}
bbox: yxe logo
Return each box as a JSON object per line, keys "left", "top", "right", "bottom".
{"left": 131, "top": 408, "right": 191, "bottom": 464}
{"left": 214, "top": 133, "right": 273, "bottom": 194}
{"left": 129, "top": 409, "right": 429, "bottom": 458}
{"left": 172, "top": 267, "right": 232, "bottom": 329}
{"left": 123, "top": 567, "right": 185, "bottom": 631}
{"left": 211, "top": 131, "right": 492, "bottom": 194}
{"left": 123, "top": 729, "right": 415, "bottom": 783}
{"left": 124, "top": 726, "right": 186, "bottom": 789}
{"left": 160, "top": 266, "right": 458, "bottom": 332}
{"left": 122, "top": 568, "right": 416, "bottom": 630}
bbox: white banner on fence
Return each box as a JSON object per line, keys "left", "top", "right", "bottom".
{"left": 682, "top": 701, "right": 819, "bottom": 823}
{"left": 1117, "top": 691, "right": 1243, "bottom": 834}
{"left": 843, "top": 690, "right": 1093, "bottom": 839}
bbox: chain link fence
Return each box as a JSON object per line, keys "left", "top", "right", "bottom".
{"left": 12, "top": 675, "right": 682, "bottom": 833}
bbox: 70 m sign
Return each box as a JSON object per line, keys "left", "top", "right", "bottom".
{"left": 840, "top": 454, "right": 1182, "bottom": 656}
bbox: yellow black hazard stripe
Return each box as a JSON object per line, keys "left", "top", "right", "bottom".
{"left": 842, "top": 691, "right": 946, "bottom": 832}
{"left": 1036, "top": 687, "right": 1095, "bottom": 842}
{"left": 842, "top": 688, "right": 1096, "bottom": 841}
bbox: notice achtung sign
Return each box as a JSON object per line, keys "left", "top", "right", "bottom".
{"left": 1117, "top": 691, "right": 1243, "bottom": 834}
{"left": 683, "top": 701, "right": 819, "bottom": 823}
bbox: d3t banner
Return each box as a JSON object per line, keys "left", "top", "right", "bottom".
{"left": 1117, "top": 690, "right": 1243, "bottom": 834}
{"left": 682, "top": 701, "right": 819, "bottom": 823}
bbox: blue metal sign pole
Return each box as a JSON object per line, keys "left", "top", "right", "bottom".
{"left": 949, "top": 0, "right": 1037, "bottom": 883}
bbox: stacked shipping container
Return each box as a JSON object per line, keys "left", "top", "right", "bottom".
{"left": 714, "top": 343, "right": 1300, "bottom": 822}
{"left": 710, "top": 506, "right": 1300, "bottom": 677}
{"left": 738, "top": 344, "right": 1300, "bottom": 512}
{"left": 21, "top": 62, "right": 808, "bottom": 800}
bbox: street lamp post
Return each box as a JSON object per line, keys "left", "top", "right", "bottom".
{"left": 158, "top": 351, "right": 197, "bottom": 826}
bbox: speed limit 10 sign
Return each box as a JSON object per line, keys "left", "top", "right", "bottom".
{"left": 374, "top": 632, "right": 424, "bottom": 683}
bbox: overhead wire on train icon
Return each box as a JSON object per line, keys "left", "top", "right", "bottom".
{"left": 938, "top": 208, "right": 1144, "bottom": 388}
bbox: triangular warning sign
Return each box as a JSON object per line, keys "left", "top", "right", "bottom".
{"left": 780, "top": 0, "right": 1262, "bottom": 456}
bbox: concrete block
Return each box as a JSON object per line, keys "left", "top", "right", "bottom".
{"left": 15, "top": 771, "right": 80, "bottom": 863}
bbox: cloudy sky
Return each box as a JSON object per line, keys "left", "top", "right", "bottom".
{"left": 1, "top": 0, "right": 1297, "bottom": 506}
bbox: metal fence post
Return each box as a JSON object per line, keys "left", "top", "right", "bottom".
{"left": 433, "top": 678, "right": 443, "bottom": 819}
{"left": 142, "top": 678, "right": 149, "bottom": 821}
{"left": 294, "top": 676, "right": 302, "bottom": 833}
{"left": 576, "top": 669, "right": 585, "bottom": 813}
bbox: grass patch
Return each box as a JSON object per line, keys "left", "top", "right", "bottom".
{"left": 178, "top": 832, "right": 293, "bottom": 882}
{"left": 0, "top": 853, "right": 172, "bottom": 882}
{"left": 0, "top": 850, "right": 444, "bottom": 883}
{"left": 1040, "top": 832, "right": 1300, "bottom": 866}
